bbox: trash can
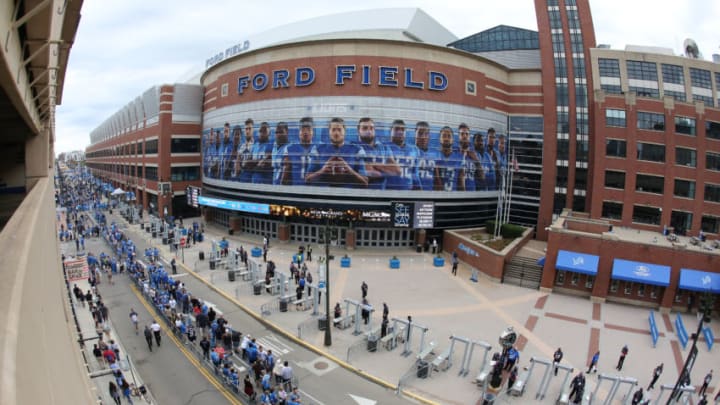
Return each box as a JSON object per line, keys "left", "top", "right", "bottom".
{"left": 318, "top": 318, "right": 328, "bottom": 331}
{"left": 416, "top": 360, "right": 429, "bottom": 378}
{"left": 152, "top": 231, "right": 157, "bottom": 238}
{"left": 279, "top": 298, "right": 288, "bottom": 312}
{"left": 162, "top": 237, "right": 168, "bottom": 245}
{"left": 140, "top": 223, "right": 144, "bottom": 230}
{"left": 367, "top": 335, "right": 378, "bottom": 352}
{"left": 209, "top": 260, "right": 216, "bottom": 270}
{"left": 482, "top": 393, "right": 496, "bottom": 405}
{"left": 199, "top": 251, "right": 205, "bottom": 261}
{"left": 253, "top": 284, "right": 262, "bottom": 295}
{"left": 228, "top": 270, "right": 236, "bottom": 282}
{"left": 416, "top": 244, "right": 422, "bottom": 253}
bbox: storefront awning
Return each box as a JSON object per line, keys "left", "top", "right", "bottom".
{"left": 555, "top": 250, "right": 599, "bottom": 276}
{"left": 611, "top": 259, "right": 670, "bottom": 286}
{"left": 679, "top": 268, "right": 720, "bottom": 294}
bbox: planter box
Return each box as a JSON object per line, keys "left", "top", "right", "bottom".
{"left": 251, "top": 247, "right": 263, "bottom": 257}
{"left": 340, "top": 257, "right": 351, "bottom": 268}
{"left": 433, "top": 257, "right": 445, "bottom": 267}
{"left": 389, "top": 259, "right": 400, "bottom": 269}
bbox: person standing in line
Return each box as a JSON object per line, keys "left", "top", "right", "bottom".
{"left": 631, "top": 387, "right": 644, "bottom": 405}
{"left": 569, "top": 372, "right": 586, "bottom": 403}
{"left": 648, "top": 363, "right": 663, "bottom": 390}
{"left": 361, "top": 281, "right": 368, "bottom": 299}
{"left": 616, "top": 345, "right": 628, "bottom": 371}
{"left": 699, "top": 370, "right": 713, "bottom": 397}
{"left": 553, "top": 347, "right": 564, "bottom": 376}
{"left": 587, "top": 351, "right": 599, "bottom": 373}
{"left": 151, "top": 320, "right": 162, "bottom": 347}
{"left": 281, "top": 361, "right": 293, "bottom": 390}
{"left": 108, "top": 381, "right": 121, "bottom": 405}
{"left": 307, "top": 245, "right": 312, "bottom": 261}
{"left": 120, "top": 379, "right": 134, "bottom": 404}
{"left": 383, "top": 302, "right": 389, "bottom": 320}
{"left": 143, "top": 325, "right": 153, "bottom": 352}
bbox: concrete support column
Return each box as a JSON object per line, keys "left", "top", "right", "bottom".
{"left": 345, "top": 229, "right": 356, "bottom": 250}
{"left": 25, "top": 129, "right": 50, "bottom": 190}
{"left": 278, "top": 223, "right": 290, "bottom": 242}
{"left": 416, "top": 228, "right": 427, "bottom": 246}
{"left": 229, "top": 217, "right": 242, "bottom": 232}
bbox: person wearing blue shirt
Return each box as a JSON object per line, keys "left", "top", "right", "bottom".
{"left": 280, "top": 117, "right": 315, "bottom": 186}
{"left": 203, "top": 129, "right": 218, "bottom": 178}
{"left": 386, "top": 119, "right": 419, "bottom": 190}
{"left": 433, "top": 126, "right": 465, "bottom": 191}
{"left": 306, "top": 118, "right": 368, "bottom": 188}
{"left": 414, "top": 122, "right": 440, "bottom": 191}
{"left": 236, "top": 118, "right": 255, "bottom": 183}
{"left": 249, "top": 122, "right": 273, "bottom": 184}
{"left": 473, "top": 132, "right": 495, "bottom": 191}
{"left": 271, "top": 122, "right": 290, "bottom": 185}
{"left": 457, "top": 123, "right": 477, "bottom": 191}
{"left": 218, "top": 123, "right": 235, "bottom": 180}
{"left": 354, "top": 117, "right": 399, "bottom": 190}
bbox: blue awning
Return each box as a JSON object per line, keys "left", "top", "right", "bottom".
{"left": 537, "top": 256, "right": 545, "bottom": 266}
{"left": 679, "top": 268, "right": 720, "bottom": 294}
{"left": 555, "top": 250, "right": 599, "bottom": 276}
{"left": 611, "top": 259, "right": 670, "bottom": 286}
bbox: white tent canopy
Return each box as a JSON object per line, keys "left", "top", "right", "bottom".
{"left": 111, "top": 188, "right": 125, "bottom": 196}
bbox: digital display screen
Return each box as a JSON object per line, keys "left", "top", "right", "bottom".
{"left": 202, "top": 118, "right": 508, "bottom": 193}
{"left": 198, "top": 196, "right": 270, "bottom": 214}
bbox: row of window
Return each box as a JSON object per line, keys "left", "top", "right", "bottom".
{"left": 85, "top": 163, "right": 201, "bottom": 182}
{"left": 601, "top": 201, "right": 719, "bottom": 232}
{"left": 604, "top": 170, "right": 720, "bottom": 202}
{"left": 86, "top": 138, "right": 201, "bottom": 159}
{"left": 606, "top": 109, "right": 720, "bottom": 138}
{"left": 606, "top": 139, "right": 720, "bottom": 169}
{"left": 598, "top": 58, "right": 718, "bottom": 106}
{"left": 555, "top": 272, "right": 663, "bottom": 298}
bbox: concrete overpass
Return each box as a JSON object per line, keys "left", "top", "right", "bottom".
{"left": 0, "top": 1, "right": 94, "bottom": 404}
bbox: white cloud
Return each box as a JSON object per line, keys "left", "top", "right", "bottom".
{"left": 56, "top": 0, "right": 720, "bottom": 154}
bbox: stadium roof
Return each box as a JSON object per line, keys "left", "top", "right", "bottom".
{"left": 449, "top": 25, "right": 540, "bottom": 53}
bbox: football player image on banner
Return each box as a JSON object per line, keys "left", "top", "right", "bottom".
{"left": 355, "top": 117, "right": 398, "bottom": 190}
{"left": 386, "top": 119, "right": 420, "bottom": 191}
{"left": 249, "top": 122, "right": 273, "bottom": 184}
{"left": 281, "top": 117, "right": 315, "bottom": 186}
{"left": 236, "top": 119, "right": 255, "bottom": 183}
{"left": 457, "top": 123, "right": 476, "bottom": 191}
{"left": 414, "top": 121, "right": 439, "bottom": 191}
{"left": 472, "top": 132, "right": 496, "bottom": 191}
{"left": 306, "top": 117, "right": 368, "bottom": 188}
{"left": 272, "top": 122, "right": 290, "bottom": 185}
{"left": 218, "top": 123, "right": 234, "bottom": 180}
{"left": 433, "top": 126, "right": 465, "bottom": 191}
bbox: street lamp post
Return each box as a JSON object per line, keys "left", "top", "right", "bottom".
{"left": 667, "top": 292, "right": 714, "bottom": 404}
{"left": 323, "top": 218, "right": 332, "bottom": 347}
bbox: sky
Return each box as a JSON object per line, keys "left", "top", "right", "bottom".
{"left": 55, "top": 0, "right": 720, "bottom": 154}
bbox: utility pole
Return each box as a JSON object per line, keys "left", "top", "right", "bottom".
{"left": 321, "top": 218, "right": 335, "bottom": 347}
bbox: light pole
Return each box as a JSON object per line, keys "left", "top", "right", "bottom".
{"left": 667, "top": 291, "right": 714, "bottom": 404}
{"left": 322, "top": 217, "right": 333, "bottom": 347}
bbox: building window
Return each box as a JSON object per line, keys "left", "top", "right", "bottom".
{"left": 605, "top": 109, "right": 626, "bottom": 127}
{"left": 636, "top": 143, "right": 665, "bottom": 163}
{"left": 606, "top": 139, "right": 626, "bottom": 157}
{"left": 598, "top": 58, "right": 621, "bottom": 77}
{"left": 704, "top": 183, "right": 720, "bottom": 203}
{"left": 674, "top": 179, "right": 696, "bottom": 199}
{"left": 145, "top": 166, "right": 158, "bottom": 181}
{"left": 650, "top": 286, "right": 658, "bottom": 299}
{"left": 465, "top": 80, "right": 477, "bottom": 96}
{"left": 674, "top": 116, "right": 696, "bottom": 135}
{"left": 170, "top": 166, "right": 200, "bottom": 181}
{"left": 171, "top": 138, "right": 201, "bottom": 154}
{"left": 702, "top": 216, "right": 719, "bottom": 233}
{"left": 555, "top": 271, "right": 565, "bottom": 285}
{"left": 633, "top": 205, "right": 661, "bottom": 225}
{"left": 636, "top": 174, "right": 664, "bottom": 193}
{"left": 604, "top": 170, "right": 626, "bottom": 189}
{"left": 571, "top": 273, "right": 579, "bottom": 286}
{"left": 585, "top": 276, "right": 594, "bottom": 289}
{"left": 627, "top": 60, "right": 658, "bottom": 81}
{"left": 145, "top": 139, "right": 159, "bottom": 154}
{"left": 637, "top": 284, "right": 645, "bottom": 297}
{"left": 624, "top": 282, "right": 633, "bottom": 295}
{"left": 674, "top": 292, "right": 683, "bottom": 303}
{"left": 661, "top": 64, "right": 684, "bottom": 84}
{"left": 221, "top": 83, "right": 229, "bottom": 97}
{"left": 706, "top": 152, "right": 720, "bottom": 171}
{"left": 675, "top": 148, "right": 697, "bottom": 167}
{"left": 610, "top": 279, "right": 619, "bottom": 293}
{"left": 689, "top": 68, "right": 712, "bottom": 88}
{"left": 574, "top": 168, "right": 587, "bottom": 190}
{"left": 693, "top": 95, "right": 714, "bottom": 107}
{"left": 557, "top": 139, "right": 569, "bottom": 161}
{"left": 556, "top": 83, "right": 569, "bottom": 106}
{"left": 637, "top": 112, "right": 665, "bottom": 131}
{"left": 671, "top": 210, "right": 693, "bottom": 234}
{"left": 602, "top": 201, "right": 623, "bottom": 220}
{"left": 706, "top": 121, "right": 720, "bottom": 140}
{"left": 664, "top": 90, "right": 687, "bottom": 102}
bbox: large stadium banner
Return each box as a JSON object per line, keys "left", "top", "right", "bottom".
{"left": 202, "top": 118, "right": 508, "bottom": 193}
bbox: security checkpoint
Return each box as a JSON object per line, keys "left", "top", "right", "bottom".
{"left": 655, "top": 383, "right": 696, "bottom": 404}
{"left": 550, "top": 363, "right": 575, "bottom": 404}
{"left": 587, "top": 373, "right": 636, "bottom": 405}
{"left": 389, "top": 317, "right": 431, "bottom": 358}
{"left": 509, "top": 356, "right": 552, "bottom": 398}
{"left": 340, "top": 298, "right": 373, "bottom": 335}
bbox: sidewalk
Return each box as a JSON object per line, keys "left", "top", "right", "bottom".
{"left": 122, "top": 213, "right": 720, "bottom": 405}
